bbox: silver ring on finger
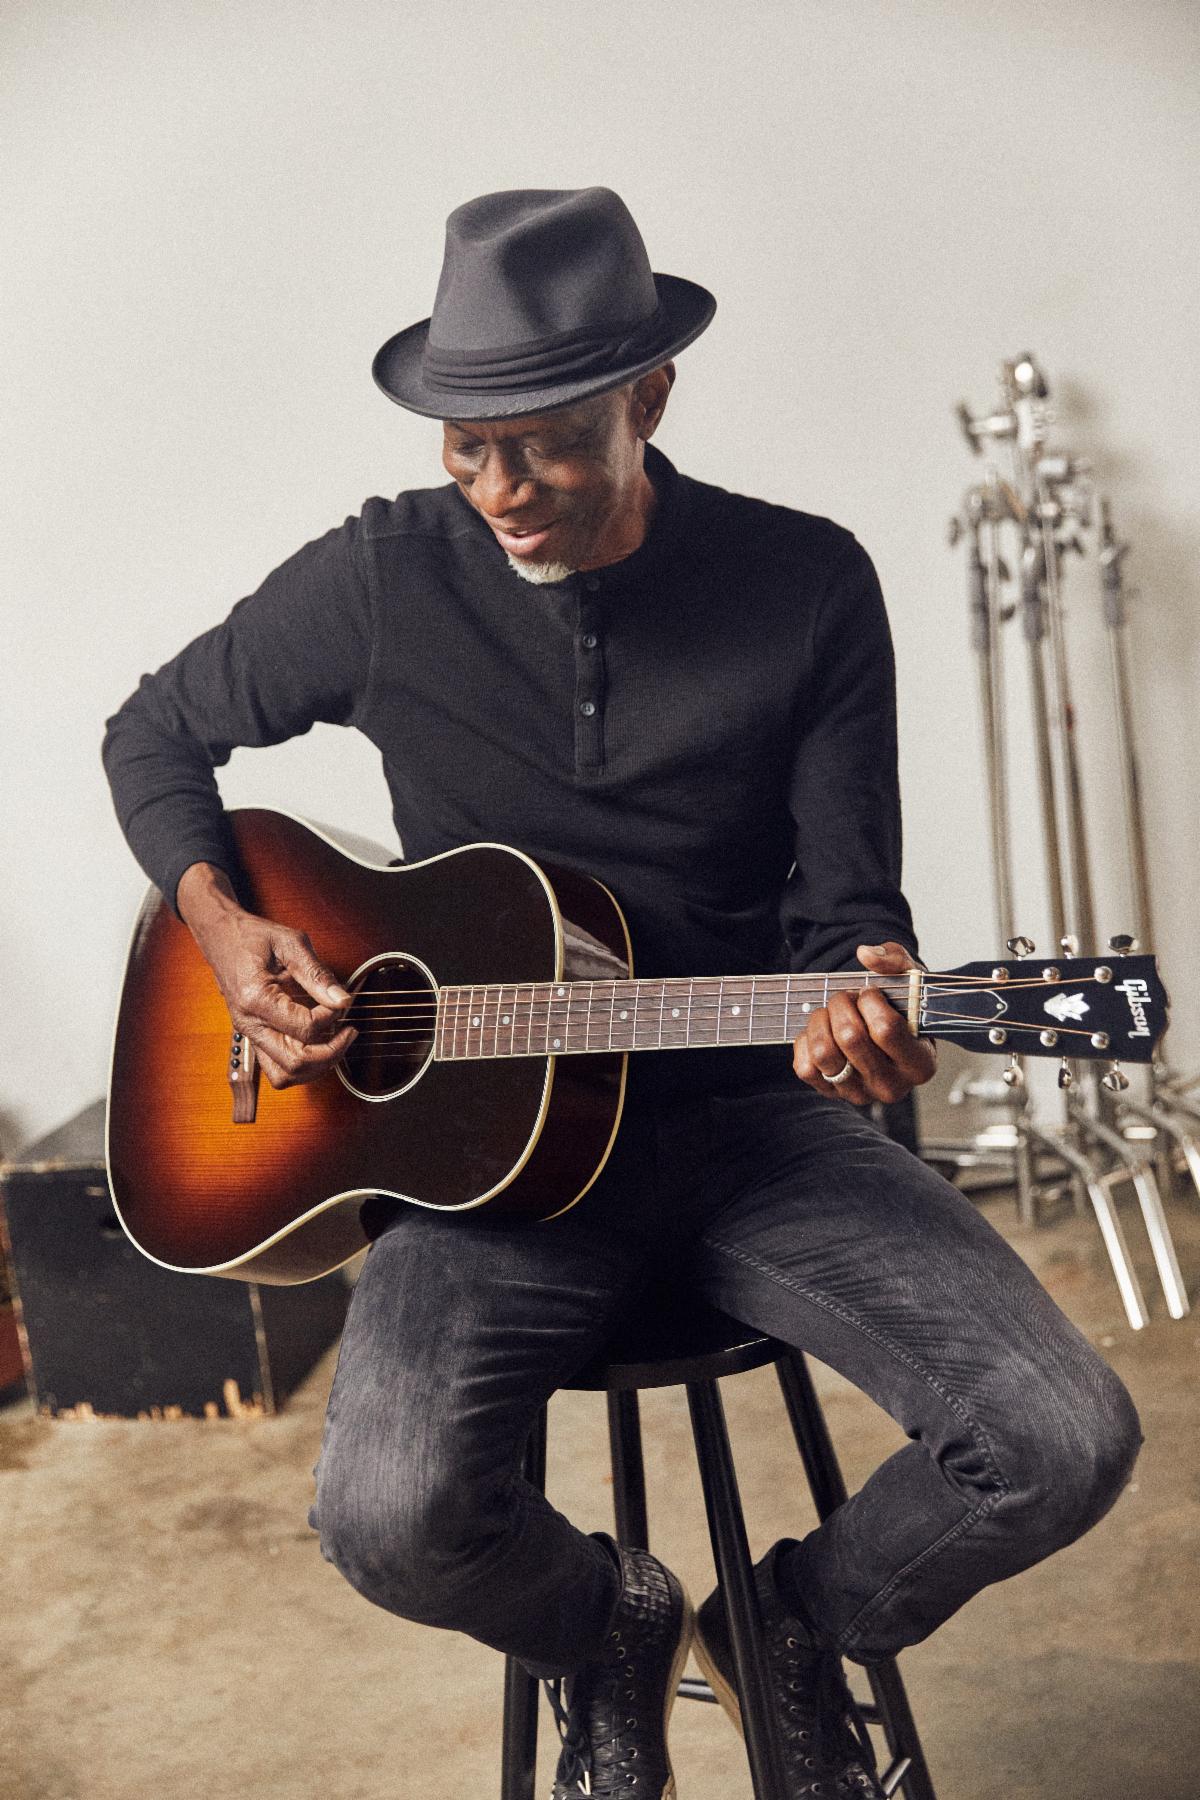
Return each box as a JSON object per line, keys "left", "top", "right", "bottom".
{"left": 826, "top": 1060, "right": 855, "bottom": 1087}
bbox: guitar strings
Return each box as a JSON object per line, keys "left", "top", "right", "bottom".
{"left": 336, "top": 1009, "right": 1112, "bottom": 1051}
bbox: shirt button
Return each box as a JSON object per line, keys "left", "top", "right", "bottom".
{"left": 579, "top": 700, "right": 596, "bottom": 717}
{"left": 583, "top": 576, "right": 601, "bottom": 592}
{"left": 581, "top": 632, "right": 598, "bottom": 649}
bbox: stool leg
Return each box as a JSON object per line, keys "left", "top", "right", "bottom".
{"left": 686, "top": 1378, "right": 788, "bottom": 1800}
{"left": 776, "top": 1351, "right": 938, "bottom": 1800}
{"left": 606, "top": 1388, "right": 649, "bottom": 1549}
{"left": 500, "top": 1407, "right": 548, "bottom": 1800}
{"left": 775, "top": 1346, "right": 848, "bottom": 1516}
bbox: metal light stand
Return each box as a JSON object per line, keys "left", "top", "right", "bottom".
{"left": 942, "top": 476, "right": 1039, "bottom": 1226}
{"left": 952, "top": 356, "right": 1189, "bottom": 1325}
{"left": 1096, "top": 498, "right": 1200, "bottom": 1208}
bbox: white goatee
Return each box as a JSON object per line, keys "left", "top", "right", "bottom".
{"left": 505, "top": 554, "right": 577, "bottom": 585}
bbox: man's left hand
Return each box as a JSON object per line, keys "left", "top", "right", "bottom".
{"left": 792, "top": 941, "right": 937, "bottom": 1106}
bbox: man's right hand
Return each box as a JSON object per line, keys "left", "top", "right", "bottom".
{"left": 176, "top": 862, "right": 356, "bottom": 1089}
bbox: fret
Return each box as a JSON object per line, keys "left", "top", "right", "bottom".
{"left": 823, "top": 975, "right": 830, "bottom": 1010}
{"left": 607, "top": 977, "right": 617, "bottom": 1051}
{"left": 747, "top": 976, "right": 756, "bottom": 1044}
{"left": 525, "top": 982, "right": 535, "bottom": 1057}
{"left": 685, "top": 977, "right": 694, "bottom": 1047}
{"left": 502, "top": 985, "right": 516, "bottom": 1058}
{"left": 656, "top": 982, "right": 667, "bottom": 1048}
{"left": 714, "top": 977, "right": 723, "bottom": 1045}
{"left": 454, "top": 986, "right": 464, "bottom": 1059}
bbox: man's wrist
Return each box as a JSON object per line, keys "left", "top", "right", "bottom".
{"left": 176, "top": 861, "right": 245, "bottom": 940}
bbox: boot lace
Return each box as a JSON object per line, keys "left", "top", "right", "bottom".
{"left": 774, "top": 1629, "right": 884, "bottom": 1797}
{"left": 544, "top": 1624, "right": 648, "bottom": 1797}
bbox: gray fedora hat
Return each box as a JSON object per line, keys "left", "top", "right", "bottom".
{"left": 372, "top": 186, "right": 716, "bottom": 421}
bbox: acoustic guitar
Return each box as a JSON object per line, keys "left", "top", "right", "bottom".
{"left": 106, "top": 809, "right": 1167, "bottom": 1285}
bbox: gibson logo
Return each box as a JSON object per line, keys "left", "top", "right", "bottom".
{"left": 1044, "top": 992, "right": 1089, "bottom": 1023}
{"left": 1116, "top": 977, "right": 1153, "bottom": 1038}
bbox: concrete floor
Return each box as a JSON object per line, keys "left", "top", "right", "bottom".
{"left": 3, "top": 1174, "right": 1199, "bottom": 1800}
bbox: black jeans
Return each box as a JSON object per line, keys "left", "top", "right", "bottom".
{"left": 310, "top": 1080, "right": 1141, "bottom": 1677}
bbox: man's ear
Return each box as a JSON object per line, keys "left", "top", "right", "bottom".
{"left": 633, "top": 363, "right": 675, "bottom": 440}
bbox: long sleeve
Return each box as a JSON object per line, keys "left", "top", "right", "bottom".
{"left": 779, "top": 539, "right": 918, "bottom": 973}
{"left": 102, "top": 515, "right": 375, "bottom": 913}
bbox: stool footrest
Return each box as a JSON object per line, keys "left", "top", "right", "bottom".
{"left": 676, "top": 1674, "right": 719, "bottom": 1704}
{"left": 881, "top": 1754, "right": 913, "bottom": 1796}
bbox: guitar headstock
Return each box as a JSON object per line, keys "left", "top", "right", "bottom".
{"left": 918, "top": 953, "right": 1168, "bottom": 1063}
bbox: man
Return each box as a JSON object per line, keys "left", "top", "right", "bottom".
{"left": 103, "top": 187, "right": 1142, "bottom": 1798}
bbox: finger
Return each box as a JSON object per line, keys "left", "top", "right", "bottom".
{"left": 794, "top": 1006, "right": 840, "bottom": 1082}
{"left": 856, "top": 940, "right": 919, "bottom": 974}
{"left": 793, "top": 1009, "right": 870, "bottom": 1103}
{"left": 254, "top": 1043, "right": 292, "bottom": 1090}
{"left": 276, "top": 931, "right": 352, "bottom": 1009}
{"left": 857, "top": 988, "right": 935, "bottom": 1083}
{"left": 252, "top": 1023, "right": 358, "bottom": 1083}
{"left": 244, "top": 971, "right": 351, "bottom": 1044}
{"left": 828, "top": 991, "right": 910, "bottom": 1103}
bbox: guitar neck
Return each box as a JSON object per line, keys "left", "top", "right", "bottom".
{"left": 434, "top": 971, "right": 919, "bottom": 1060}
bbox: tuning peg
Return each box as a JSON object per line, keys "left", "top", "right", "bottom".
{"left": 1107, "top": 934, "right": 1138, "bottom": 955}
{"left": 1101, "top": 1063, "right": 1130, "bottom": 1093}
{"left": 1006, "top": 936, "right": 1036, "bottom": 957}
{"left": 1057, "top": 1060, "right": 1074, "bottom": 1091}
{"left": 1059, "top": 935, "right": 1079, "bottom": 955}
{"left": 1002, "top": 1054, "right": 1025, "bottom": 1090}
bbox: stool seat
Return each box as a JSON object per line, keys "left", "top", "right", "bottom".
{"left": 570, "top": 1290, "right": 776, "bottom": 1390}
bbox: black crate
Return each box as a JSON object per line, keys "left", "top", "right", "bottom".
{"left": 0, "top": 1100, "right": 349, "bottom": 1418}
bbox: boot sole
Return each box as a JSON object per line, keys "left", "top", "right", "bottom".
{"left": 690, "top": 1615, "right": 745, "bottom": 1740}
{"left": 658, "top": 1585, "right": 696, "bottom": 1799}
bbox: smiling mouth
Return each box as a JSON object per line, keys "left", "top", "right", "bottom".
{"left": 489, "top": 519, "right": 559, "bottom": 555}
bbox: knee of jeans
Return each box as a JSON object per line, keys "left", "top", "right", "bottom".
{"left": 1004, "top": 1363, "right": 1143, "bottom": 1549}
{"left": 313, "top": 1453, "right": 499, "bottom": 1621}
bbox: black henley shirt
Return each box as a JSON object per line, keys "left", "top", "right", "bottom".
{"left": 102, "top": 443, "right": 918, "bottom": 1099}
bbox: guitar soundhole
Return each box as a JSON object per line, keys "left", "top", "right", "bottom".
{"left": 337, "top": 953, "right": 437, "bottom": 1102}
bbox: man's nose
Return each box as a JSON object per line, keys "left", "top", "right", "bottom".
{"left": 472, "top": 446, "right": 536, "bottom": 518}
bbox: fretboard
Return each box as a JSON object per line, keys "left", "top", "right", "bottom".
{"left": 434, "top": 972, "right": 917, "bottom": 1061}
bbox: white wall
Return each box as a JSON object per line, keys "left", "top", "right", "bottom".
{"left": 4, "top": 0, "right": 1198, "bottom": 1152}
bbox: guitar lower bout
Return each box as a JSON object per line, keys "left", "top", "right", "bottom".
{"left": 106, "top": 810, "right": 632, "bottom": 1284}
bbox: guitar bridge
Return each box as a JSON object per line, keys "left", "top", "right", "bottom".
{"left": 229, "top": 1028, "right": 259, "bottom": 1123}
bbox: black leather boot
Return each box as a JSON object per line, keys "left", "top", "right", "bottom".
{"left": 693, "top": 1540, "right": 884, "bottom": 1798}
{"left": 546, "top": 1537, "right": 693, "bottom": 1799}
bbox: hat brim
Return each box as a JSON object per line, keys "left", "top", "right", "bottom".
{"left": 371, "top": 272, "right": 716, "bottom": 421}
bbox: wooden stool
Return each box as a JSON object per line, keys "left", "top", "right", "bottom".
{"left": 499, "top": 1295, "right": 937, "bottom": 1800}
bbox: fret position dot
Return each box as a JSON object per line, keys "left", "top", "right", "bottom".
{"left": 502, "top": 1015, "right": 511, "bottom": 1025}
{"left": 556, "top": 987, "right": 566, "bottom": 997}
{"left": 801, "top": 1003, "right": 813, "bottom": 1014}
{"left": 731, "top": 1005, "right": 741, "bottom": 1016}
{"left": 671, "top": 1007, "right": 680, "bottom": 1018}
{"left": 552, "top": 1038, "right": 562, "bottom": 1049}
{"left": 471, "top": 1016, "right": 481, "bottom": 1027}
{"left": 619, "top": 1010, "right": 628, "bottom": 1020}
